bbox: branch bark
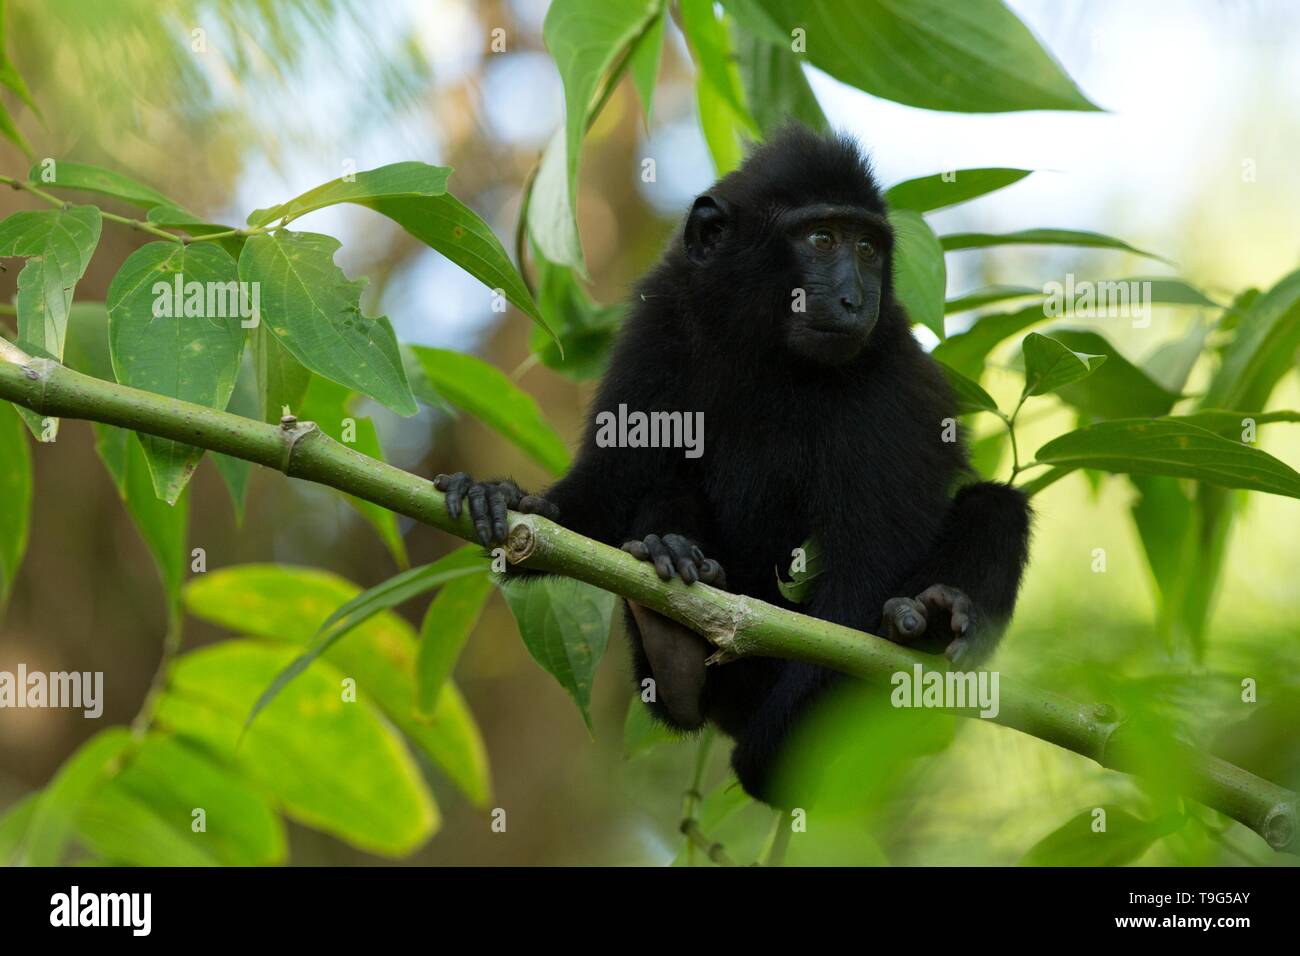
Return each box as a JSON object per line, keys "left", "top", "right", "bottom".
{"left": 1, "top": 346, "right": 1295, "bottom": 854}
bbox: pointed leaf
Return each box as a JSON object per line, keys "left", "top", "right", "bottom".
{"left": 1042, "top": 329, "right": 1179, "bottom": 418}
{"left": 889, "top": 209, "right": 946, "bottom": 339}
{"left": 1021, "top": 332, "right": 1106, "bottom": 397}
{"left": 887, "top": 168, "right": 1031, "bottom": 214}
{"left": 21, "top": 728, "right": 132, "bottom": 865}
{"left": 500, "top": 576, "right": 615, "bottom": 731}
{"left": 938, "top": 360, "right": 999, "bottom": 415}
{"left": 0, "top": 400, "right": 31, "bottom": 605}
{"left": 416, "top": 571, "right": 494, "bottom": 715}
{"left": 364, "top": 192, "right": 555, "bottom": 344}
{"left": 238, "top": 230, "right": 417, "bottom": 416}
{"left": 411, "top": 345, "right": 571, "bottom": 475}
{"left": 751, "top": 0, "right": 1098, "bottom": 113}
{"left": 942, "top": 228, "right": 1167, "bottom": 262}
{"left": 242, "top": 548, "right": 485, "bottom": 733}
{"left": 184, "top": 565, "right": 492, "bottom": 806}
{"left": 298, "top": 374, "right": 408, "bottom": 565}
{"left": 29, "top": 160, "right": 174, "bottom": 209}
{"left": 543, "top": 0, "right": 661, "bottom": 270}
{"left": 247, "top": 161, "right": 451, "bottom": 226}
{"left": 103, "top": 734, "right": 286, "bottom": 866}
{"left": 107, "top": 241, "right": 247, "bottom": 502}
{"left": 1020, "top": 807, "right": 1182, "bottom": 866}
{"left": 1035, "top": 418, "right": 1300, "bottom": 498}
{"left": 155, "top": 641, "right": 438, "bottom": 856}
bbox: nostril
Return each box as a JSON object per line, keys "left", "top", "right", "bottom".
{"left": 840, "top": 296, "right": 861, "bottom": 313}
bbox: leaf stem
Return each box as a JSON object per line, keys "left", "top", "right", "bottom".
{"left": 0, "top": 173, "right": 187, "bottom": 244}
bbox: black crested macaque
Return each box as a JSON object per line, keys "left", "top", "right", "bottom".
{"left": 437, "top": 126, "right": 1032, "bottom": 802}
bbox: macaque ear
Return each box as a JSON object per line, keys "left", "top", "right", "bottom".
{"left": 684, "top": 195, "right": 730, "bottom": 265}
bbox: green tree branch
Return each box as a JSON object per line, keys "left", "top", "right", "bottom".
{"left": 0, "top": 342, "right": 1295, "bottom": 854}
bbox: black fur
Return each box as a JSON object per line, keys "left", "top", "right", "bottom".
{"left": 439, "top": 126, "right": 1032, "bottom": 802}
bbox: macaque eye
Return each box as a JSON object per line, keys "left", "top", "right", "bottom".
{"left": 807, "top": 230, "right": 834, "bottom": 251}
{"left": 857, "top": 238, "right": 878, "bottom": 259}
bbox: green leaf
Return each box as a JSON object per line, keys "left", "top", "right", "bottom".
{"left": 889, "top": 209, "right": 946, "bottom": 339}
{"left": 696, "top": 61, "right": 748, "bottom": 175}
{"left": 0, "top": 98, "right": 29, "bottom": 154}
{"left": 933, "top": 303, "right": 1045, "bottom": 379}
{"left": 938, "top": 360, "right": 999, "bottom": 416}
{"left": 628, "top": 8, "right": 666, "bottom": 127}
{"left": 410, "top": 345, "right": 571, "bottom": 475}
{"left": 21, "top": 728, "right": 132, "bottom": 865}
{"left": 528, "top": 128, "right": 586, "bottom": 275}
{"left": 1020, "top": 332, "right": 1106, "bottom": 398}
{"left": 246, "top": 161, "right": 451, "bottom": 227}
{"left": 752, "top": 0, "right": 1098, "bottom": 113}
{"left": 28, "top": 160, "right": 175, "bottom": 209}
{"left": 733, "top": 29, "right": 828, "bottom": 136}
{"left": 623, "top": 697, "right": 680, "bottom": 757}
{"left": 298, "top": 374, "right": 408, "bottom": 565}
{"left": 886, "top": 168, "right": 1031, "bottom": 214}
{"left": 252, "top": 321, "right": 311, "bottom": 422}
{"left": 1142, "top": 318, "right": 1209, "bottom": 393}
{"left": 211, "top": 354, "right": 259, "bottom": 523}
{"left": 1041, "top": 329, "right": 1179, "bottom": 419}
{"left": 60, "top": 301, "right": 189, "bottom": 608}
{"left": 416, "top": 571, "right": 494, "bottom": 715}
{"left": 941, "top": 228, "right": 1167, "bottom": 262}
{"left": 155, "top": 640, "right": 438, "bottom": 856}
{"left": 1034, "top": 418, "right": 1300, "bottom": 498}
{"left": 936, "top": 280, "right": 1216, "bottom": 378}
{"left": 238, "top": 230, "right": 417, "bottom": 416}
{"left": 102, "top": 734, "right": 286, "bottom": 866}
{"left": 365, "top": 193, "right": 555, "bottom": 343}
{"left": 1201, "top": 268, "right": 1300, "bottom": 413}
{"left": 681, "top": 0, "right": 756, "bottom": 174}
{"left": 98, "top": 428, "right": 190, "bottom": 612}
{"left": 0, "top": 400, "right": 31, "bottom": 606}
{"left": 107, "top": 240, "right": 247, "bottom": 502}
{"left": 0, "top": 206, "right": 101, "bottom": 362}
{"left": 184, "top": 565, "right": 491, "bottom": 806}
{"left": 0, "top": 3, "right": 38, "bottom": 118}
{"left": 76, "top": 787, "right": 218, "bottom": 867}
{"left": 775, "top": 536, "right": 824, "bottom": 605}
{"left": 1019, "top": 807, "right": 1182, "bottom": 866}
{"left": 1170, "top": 408, "right": 1300, "bottom": 440}
{"left": 528, "top": 251, "right": 624, "bottom": 381}
{"left": 500, "top": 576, "right": 615, "bottom": 731}
{"left": 0, "top": 205, "right": 102, "bottom": 438}
{"left": 0, "top": 793, "right": 38, "bottom": 865}
{"left": 543, "top": 0, "right": 661, "bottom": 270}
{"left": 944, "top": 284, "right": 1041, "bottom": 316}
{"left": 1129, "top": 474, "right": 1197, "bottom": 641}
{"left": 243, "top": 547, "right": 486, "bottom": 733}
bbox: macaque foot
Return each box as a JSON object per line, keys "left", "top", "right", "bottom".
{"left": 621, "top": 534, "right": 726, "bottom": 587}
{"left": 883, "top": 584, "right": 980, "bottom": 663}
{"left": 916, "top": 584, "right": 979, "bottom": 663}
{"left": 434, "top": 471, "right": 559, "bottom": 546}
{"left": 881, "top": 596, "right": 928, "bottom": 643}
